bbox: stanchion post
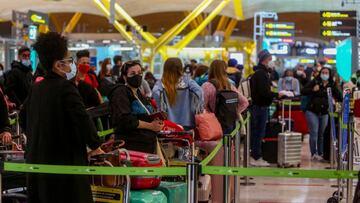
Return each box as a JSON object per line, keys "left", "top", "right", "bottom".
{"left": 223, "top": 134, "right": 231, "bottom": 203}
{"left": 241, "top": 112, "right": 255, "bottom": 186}
{"left": 346, "top": 117, "right": 354, "bottom": 203}
{"left": 0, "top": 161, "right": 3, "bottom": 203}
{"left": 187, "top": 163, "right": 199, "bottom": 203}
{"left": 234, "top": 130, "right": 241, "bottom": 203}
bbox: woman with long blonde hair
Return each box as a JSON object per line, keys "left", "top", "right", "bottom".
{"left": 152, "top": 57, "right": 203, "bottom": 129}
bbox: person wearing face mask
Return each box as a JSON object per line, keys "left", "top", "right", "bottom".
{"left": 4, "top": 46, "right": 33, "bottom": 107}
{"left": 71, "top": 50, "right": 102, "bottom": 108}
{"left": 98, "top": 58, "right": 116, "bottom": 97}
{"left": 301, "top": 67, "right": 342, "bottom": 161}
{"left": 278, "top": 69, "right": 300, "bottom": 98}
{"left": 19, "top": 32, "right": 104, "bottom": 203}
{"left": 294, "top": 64, "right": 308, "bottom": 88}
{"left": 109, "top": 60, "right": 163, "bottom": 153}
{"left": 75, "top": 50, "right": 99, "bottom": 89}
{"left": 250, "top": 49, "right": 276, "bottom": 167}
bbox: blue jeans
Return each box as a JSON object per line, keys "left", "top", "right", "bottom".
{"left": 305, "top": 111, "right": 329, "bottom": 156}
{"left": 250, "top": 105, "right": 269, "bottom": 160}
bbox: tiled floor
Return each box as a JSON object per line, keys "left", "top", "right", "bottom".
{"left": 237, "top": 135, "right": 358, "bottom": 203}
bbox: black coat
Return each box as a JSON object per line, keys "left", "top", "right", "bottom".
{"left": 109, "top": 84, "right": 157, "bottom": 153}
{"left": 20, "top": 72, "right": 101, "bottom": 203}
{"left": 250, "top": 63, "right": 275, "bottom": 107}
{"left": 76, "top": 80, "right": 101, "bottom": 109}
{"left": 301, "top": 78, "right": 342, "bottom": 115}
{"left": 0, "top": 87, "right": 10, "bottom": 134}
{"left": 4, "top": 61, "right": 33, "bottom": 107}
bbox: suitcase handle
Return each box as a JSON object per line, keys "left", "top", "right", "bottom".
{"left": 281, "top": 99, "right": 292, "bottom": 132}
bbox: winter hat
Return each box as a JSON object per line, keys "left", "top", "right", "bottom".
{"left": 228, "top": 58, "right": 238, "bottom": 67}
{"left": 258, "top": 49, "right": 272, "bottom": 63}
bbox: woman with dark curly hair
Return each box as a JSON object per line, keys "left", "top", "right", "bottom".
{"left": 20, "top": 32, "right": 103, "bottom": 203}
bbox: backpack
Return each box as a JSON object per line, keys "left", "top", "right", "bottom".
{"left": 238, "top": 77, "right": 251, "bottom": 101}
{"left": 209, "top": 80, "right": 239, "bottom": 130}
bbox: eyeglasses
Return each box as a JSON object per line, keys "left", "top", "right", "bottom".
{"left": 22, "top": 54, "right": 30, "bottom": 58}
{"left": 59, "top": 57, "right": 74, "bottom": 64}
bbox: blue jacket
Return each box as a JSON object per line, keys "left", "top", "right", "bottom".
{"left": 152, "top": 76, "right": 203, "bottom": 129}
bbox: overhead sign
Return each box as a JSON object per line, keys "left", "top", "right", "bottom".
{"left": 264, "top": 22, "right": 295, "bottom": 30}
{"left": 28, "top": 10, "right": 49, "bottom": 25}
{"left": 265, "top": 30, "right": 294, "bottom": 38}
{"left": 321, "top": 19, "right": 357, "bottom": 28}
{"left": 321, "top": 29, "right": 357, "bottom": 37}
{"left": 320, "top": 11, "right": 357, "bottom": 18}
{"left": 28, "top": 25, "right": 38, "bottom": 40}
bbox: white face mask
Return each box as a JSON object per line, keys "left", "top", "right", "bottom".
{"left": 58, "top": 62, "right": 77, "bottom": 80}
{"left": 267, "top": 61, "right": 275, "bottom": 69}
{"left": 106, "top": 64, "right": 112, "bottom": 71}
{"left": 0, "top": 70, "right": 4, "bottom": 77}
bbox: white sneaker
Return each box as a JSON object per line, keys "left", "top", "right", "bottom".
{"left": 311, "top": 155, "right": 324, "bottom": 161}
{"left": 250, "top": 157, "right": 270, "bottom": 167}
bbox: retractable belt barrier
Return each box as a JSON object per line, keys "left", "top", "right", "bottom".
{"left": 1, "top": 163, "right": 358, "bottom": 179}
{"left": 2, "top": 114, "right": 359, "bottom": 181}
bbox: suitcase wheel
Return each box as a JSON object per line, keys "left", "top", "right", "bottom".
{"left": 327, "top": 197, "right": 339, "bottom": 203}
{"left": 332, "top": 191, "right": 343, "bottom": 200}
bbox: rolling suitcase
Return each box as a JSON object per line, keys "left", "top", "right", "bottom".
{"left": 121, "top": 150, "right": 163, "bottom": 190}
{"left": 262, "top": 118, "right": 282, "bottom": 163}
{"left": 130, "top": 190, "right": 167, "bottom": 203}
{"left": 156, "top": 181, "right": 187, "bottom": 203}
{"left": 277, "top": 100, "right": 302, "bottom": 168}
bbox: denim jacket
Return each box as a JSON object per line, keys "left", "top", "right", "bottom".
{"left": 152, "top": 76, "right": 203, "bottom": 128}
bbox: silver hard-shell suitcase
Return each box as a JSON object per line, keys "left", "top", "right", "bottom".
{"left": 277, "top": 99, "right": 302, "bottom": 168}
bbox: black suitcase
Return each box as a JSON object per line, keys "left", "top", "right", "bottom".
{"left": 262, "top": 117, "right": 294, "bottom": 163}
{"left": 262, "top": 119, "right": 282, "bottom": 163}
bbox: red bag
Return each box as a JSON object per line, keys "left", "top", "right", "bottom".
{"left": 195, "top": 111, "right": 223, "bottom": 141}
{"left": 120, "top": 150, "right": 163, "bottom": 189}
{"left": 162, "top": 120, "right": 193, "bottom": 144}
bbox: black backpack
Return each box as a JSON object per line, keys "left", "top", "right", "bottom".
{"left": 209, "top": 80, "right": 239, "bottom": 130}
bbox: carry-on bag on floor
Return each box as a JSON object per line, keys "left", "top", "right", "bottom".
{"left": 156, "top": 181, "right": 187, "bottom": 203}
{"left": 130, "top": 190, "right": 167, "bottom": 203}
{"left": 262, "top": 118, "right": 282, "bottom": 163}
{"left": 198, "top": 174, "right": 212, "bottom": 203}
{"left": 277, "top": 100, "right": 302, "bottom": 168}
{"left": 122, "top": 150, "right": 163, "bottom": 190}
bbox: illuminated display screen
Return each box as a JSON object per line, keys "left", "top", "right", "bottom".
{"left": 321, "top": 19, "right": 357, "bottom": 28}
{"left": 321, "top": 29, "right": 356, "bottom": 37}
{"left": 336, "top": 37, "right": 353, "bottom": 82}
{"left": 320, "top": 11, "right": 357, "bottom": 18}
{"left": 265, "top": 30, "right": 294, "bottom": 38}
{"left": 264, "top": 22, "right": 295, "bottom": 30}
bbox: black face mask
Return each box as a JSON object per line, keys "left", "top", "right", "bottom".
{"left": 127, "top": 75, "right": 142, "bottom": 88}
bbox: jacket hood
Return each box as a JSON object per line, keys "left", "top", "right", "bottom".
{"left": 226, "top": 67, "right": 240, "bottom": 74}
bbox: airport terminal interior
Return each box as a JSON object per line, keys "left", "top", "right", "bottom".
{"left": 2, "top": 0, "right": 360, "bottom": 203}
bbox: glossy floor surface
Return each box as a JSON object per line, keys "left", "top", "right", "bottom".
{"left": 237, "top": 135, "right": 359, "bottom": 203}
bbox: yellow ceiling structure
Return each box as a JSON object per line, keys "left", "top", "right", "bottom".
{"left": 0, "top": 0, "right": 351, "bottom": 21}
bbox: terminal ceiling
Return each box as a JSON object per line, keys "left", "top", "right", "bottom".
{"left": 0, "top": 0, "right": 353, "bottom": 21}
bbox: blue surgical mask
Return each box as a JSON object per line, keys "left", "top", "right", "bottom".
{"left": 21, "top": 59, "right": 31, "bottom": 67}
{"left": 285, "top": 76, "right": 293, "bottom": 81}
{"left": 320, "top": 74, "right": 329, "bottom": 81}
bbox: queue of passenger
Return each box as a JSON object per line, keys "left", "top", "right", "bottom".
{"left": 0, "top": 31, "right": 350, "bottom": 203}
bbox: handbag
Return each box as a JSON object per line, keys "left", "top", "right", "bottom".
{"left": 195, "top": 110, "right": 223, "bottom": 141}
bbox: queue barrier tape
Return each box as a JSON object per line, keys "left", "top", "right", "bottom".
{"left": 3, "top": 162, "right": 186, "bottom": 176}
{"left": 98, "top": 128, "right": 114, "bottom": 137}
{"left": 202, "top": 166, "right": 358, "bottom": 179}
{"left": 200, "top": 121, "right": 241, "bottom": 166}
{"left": 9, "top": 119, "right": 16, "bottom": 126}
{"left": 2, "top": 162, "right": 359, "bottom": 180}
